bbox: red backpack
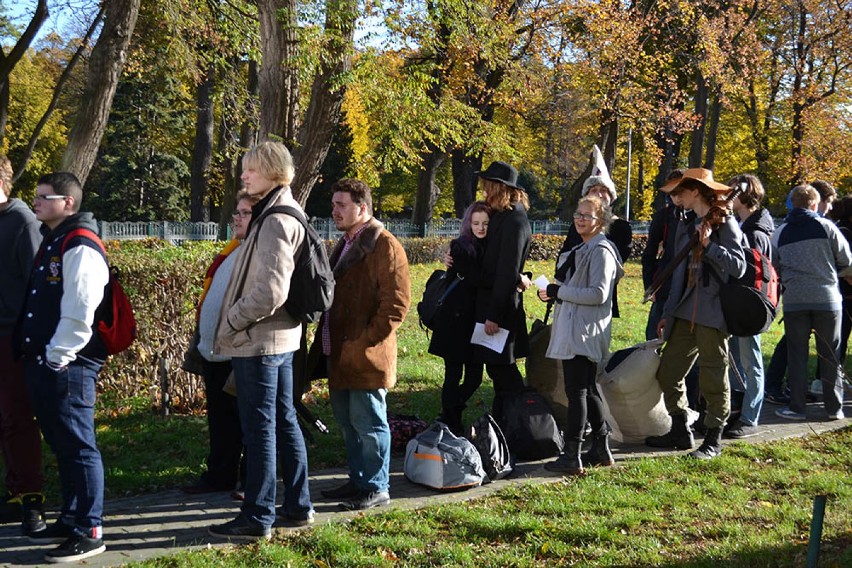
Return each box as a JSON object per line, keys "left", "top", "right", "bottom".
{"left": 61, "top": 229, "right": 137, "bottom": 355}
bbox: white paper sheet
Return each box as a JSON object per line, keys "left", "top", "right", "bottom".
{"left": 470, "top": 322, "right": 510, "bottom": 353}
{"left": 534, "top": 275, "right": 551, "bottom": 290}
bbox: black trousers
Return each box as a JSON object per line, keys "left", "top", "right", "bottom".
{"left": 486, "top": 363, "right": 526, "bottom": 420}
{"left": 561, "top": 356, "right": 606, "bottom": 444}
{"left": 201, "top": 360, "right": 245, "bottom": 489}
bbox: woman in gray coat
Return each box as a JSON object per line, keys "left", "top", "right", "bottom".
{"left": 538, "top": 195, "right": 624, "bottom": 475}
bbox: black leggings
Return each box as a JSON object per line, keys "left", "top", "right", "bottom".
{"left": 441, "top": 361, "right": 484, "bottom": 411}
{"left": 562, "top": 356, "right": 606, "bottom": 443}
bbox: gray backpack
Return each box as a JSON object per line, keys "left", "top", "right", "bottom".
{"left": 404, "top": 422, "right": 485, "bottom": 490}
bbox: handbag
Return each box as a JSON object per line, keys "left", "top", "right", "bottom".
{"left": 180, "top": 327, "right": 205, "bottom": 376}
{"left": 404, "top": 422, "right": 485, "bottom": 490}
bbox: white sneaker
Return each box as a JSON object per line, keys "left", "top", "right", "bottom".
{"left": 827, "top": 409, "right": 845, "bottom": 421}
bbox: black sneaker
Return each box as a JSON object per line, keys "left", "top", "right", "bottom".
{"left": 21, "top": 493, "right": 47, "bottom": 536}
{"left": 45, "top": 534, "right": 106, "bottom": 563}
{"left": 764, "top": 392, "right": 790, "bottom": 405}
{"left": 320, "top": 480, "right": 360, "bottom": 500}
{"left": 723, "top": 420, "right": 759, "bottom": 439}
{"left": 208, "top": 516, "right": 271, "bottom": 541}
{"left": 339, "top": 491, "right": 390, "bottom": 511}
{"left": 29, "top": 520, "right": 76, "bottom": 544}
{"left": 275, "top": 509, "right": 315, "bottom": 528}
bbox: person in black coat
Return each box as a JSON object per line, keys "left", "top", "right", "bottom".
{"left": 429, "top": 201, "right": 491, "bottom": 434}
{"left": 560, "top": 173, "right": 631, "bottom": 316}
{"left": 470, "top": 161, "right": 532, "bottom": 420}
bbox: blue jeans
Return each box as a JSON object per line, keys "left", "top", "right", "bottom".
{"left": 232, "top": 353, "right": 312, "bottom": 528}
{"left": 25, "top": 362, "right": 103, "bottom": 532}
{"left": 330, "top": 388, "right": 390, "bottom": 493}
{"left": 728, "top": 334, "right": 764, "bottom": 426}
{"left": 785, "top": 310, "right": 843, "bottom": 415}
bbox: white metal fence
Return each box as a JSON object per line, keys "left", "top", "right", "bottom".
{"left": 98, "top": 218, "right": 651, "bottom": 241}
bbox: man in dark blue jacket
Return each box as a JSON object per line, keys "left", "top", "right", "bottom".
{"left": 17, "top": 172, "right": 109, "bottom": 563}
{"left": 0, "top": 155, "right": 45, "bottom": 534}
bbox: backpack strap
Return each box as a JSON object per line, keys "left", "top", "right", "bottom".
{"left": 60, "top": 228, "right": 107, "bottom": 257}
{"left": 252, "top": 205, "right": 308, "bottom": 232}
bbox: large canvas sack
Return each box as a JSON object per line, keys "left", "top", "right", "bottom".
{"left": 500, "top": 388, "right": 564, "bottom": 461}
{"left": 597, "top": 339, "right": 671, "bottom": 443}
{"left": 466, "top": 413, "right": 513, "bottom": 483}
{"left": 404, "top": 422, "right": 485, "bottom": 490}
{"left": 525, "top": 305, "right": 567, "bottom": 430}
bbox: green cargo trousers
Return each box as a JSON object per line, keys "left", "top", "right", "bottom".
{"left": 656, "top": 317, "right": 731, "bottom": 429}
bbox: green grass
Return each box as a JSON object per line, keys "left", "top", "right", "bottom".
{"left": 135, "top": 427, "right": 852, "bottom": 567}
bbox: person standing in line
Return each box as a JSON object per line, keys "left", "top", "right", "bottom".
{"left": 209, "top": 141, "right": 313, "bottom": 541}
{"left": 429, "top": 201, "right": 491, "bottom": 435}
{"left": 18, "top": 172, "right": 110, "bottom": 562}
{"left": 645, "top": 168, "right": 746, "bottom": 460}
{"left": 560, "top": 148, "right": 631, "bottom": 318}
{"left": 828, "top": 196, "right": 852, "bottom": 373}
{"left": 181, "top": 190, "right": 259, "bottom": 496}
{"left": 538, "top": 195, "right": 624, "bottom": 475}
{"left": 642, "top": 169, "right": 692, "bottom": 340}
{"left": 772, "top": 184, "right": 851, "bottom": 422}
{"left": 471, "top": 161, "right": 532, "bottom": 421}
{"left": 314, "top": 178, "right": 411, "bottom": 511}
{"left": 0, "top": 155, "right": 46, "bottom": 535}
{"left": 763, "top": 180, "right": 837, "bottom": 405}
{"left": 724, "top": 174, "right": 774, "bottom": 439}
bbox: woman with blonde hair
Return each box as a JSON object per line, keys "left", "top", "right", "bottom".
{"left": 539, "top": 195, "right": 624, "bottom": 475}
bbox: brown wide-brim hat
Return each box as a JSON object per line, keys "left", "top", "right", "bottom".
{"left": 478, "top": 161, "right": 520, "bottom": 189}
{"left": 660, "top": 167, "right": 730, "bottom": 194}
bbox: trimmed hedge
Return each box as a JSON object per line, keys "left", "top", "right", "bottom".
{"left": 102, "top": 233, "right": 648, "bottom": 412}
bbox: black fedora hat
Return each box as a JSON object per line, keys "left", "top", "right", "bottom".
{"left": 477, "top": 161, "right": 519, "bottom": 188}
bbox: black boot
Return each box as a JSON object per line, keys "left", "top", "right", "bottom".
{"left": 582, "top": 428, "right": 615, "bottom": 467}
{"left": 545, "top": 441, "right": 584, "bottom": 475}
{"left": 21, "top": 493, "right": 46, "bottom": 536}
{"left": 689, "top": 427, "right": 722, "bottom": 460}
{"left": 646, "top": 413, "right": 694, "bottom": 450}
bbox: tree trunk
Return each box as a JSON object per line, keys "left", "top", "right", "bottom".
{"left": 688, "top": 70, "right": 707, "bottom": 168}
{"left": 703, "top": 86, "right": 721, "bottom": 170}
{"left": 412, "top": 148, "right": 446, "bottom": 225}
{"left": 0, "top": 0, "right": 48, "bottom": 146}
{"left": 190, "top": 66, "right": 215, "bottom": 221}
{"left": 222, "top": 61, "right": 259, "bottom": 239}
{"left": 451, "top": 151, "right": 481, "bottom": 217}
{"left": 257, "top": 0, "right": 299, "bottom": 142}
{"left": 61, "top": 0, "right": 140, "bottom": 186}
{"left": 290, "top": 0, "right": 357, "bottom": 205}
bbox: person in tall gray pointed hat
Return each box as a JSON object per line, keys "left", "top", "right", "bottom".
{"left": 558, "top": 146, "right": 632, "bottom": 317}
{"left": 469, "top": 160, "right": 532, "bottom": 421}
{"left": 645, "top": 167, "right": 747, "bottom": 460}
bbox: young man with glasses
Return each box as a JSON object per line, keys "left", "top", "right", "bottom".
{"left": 16, "top": 172, "right": 110, "bottom": 562}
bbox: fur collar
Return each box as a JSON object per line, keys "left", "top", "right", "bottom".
{"left": 330, "top": 217, "right": 385, "bottom": 276}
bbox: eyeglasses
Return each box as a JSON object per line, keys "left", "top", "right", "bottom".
{"left": 573, "top": 212, "right": 598, "bottom": 221}
{"left": 35, "top": 194, "right": 68, "bottom": 201}
{"left": 232, "top": 210, "right": 252, "bottom": 219}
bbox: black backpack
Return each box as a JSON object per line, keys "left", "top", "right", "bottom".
{"left": 417, "top": 269, "right": 463, "bottom": 330}
{"left": 500, "top": 388, "right": 564, "bottom": 461}
{"left": 719, "top": 246, "right": 780, "bottom": 337}
{"left": 254, "top": 205, "right": 335, "bottom": 323}
{"left": 466, "top": 413, "right": 513, "bottom": 483}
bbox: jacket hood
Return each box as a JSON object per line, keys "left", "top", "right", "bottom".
{"left": 741, "top": 207, "right": 775, "bottom": 236}
{"left": 590, "top": 232, "right": 625, "bottom": 282}
{"left": 41, "top": 211, "right": 98, "bottom": 238}
{"left": 785, "top": 207, "right": 819, "bottom": 225}
{"left": 0, "top": 198, "right": 34, "bottom": 219}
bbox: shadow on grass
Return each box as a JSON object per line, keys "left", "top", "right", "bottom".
{"left": 654, "top": 532, "right": 852, "bottom": 567}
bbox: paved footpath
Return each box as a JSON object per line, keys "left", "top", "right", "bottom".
{"left": 1, "top": 401, "right": 848, "bottom": 567}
